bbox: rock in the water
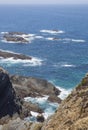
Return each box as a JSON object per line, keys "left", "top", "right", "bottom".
{"left": 0, "top": 71, "right": 21, "bottom": 118}
{"left": 2, "top": 32, "right": 29, "bottom": 43}
{"left": 0, "top": 50, "right": 32, "bottom": 60}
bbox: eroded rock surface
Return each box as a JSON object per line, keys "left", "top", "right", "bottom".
{"left": 42, "top": 74, "right": 88, "bottom": 130}
{"left": 10, "top": 75, "right": 61, "bottom": 103}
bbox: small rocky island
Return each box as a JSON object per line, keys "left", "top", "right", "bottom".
{"left": 1, "top": 32, "right": 30, "bottom": 43}
{"left": 0, "top": 50, "right": 32, "bottom": 60}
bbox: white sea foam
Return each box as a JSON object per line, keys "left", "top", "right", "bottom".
{"left": 46, "top": 37, "right": 54, "bottom": 41}
{"left": 57, "top": 86, "right": 72, "bottom": 100}
{"left": 61, "top": 64, "right": 75, "bottom": 68}
{"left": 40, "top": 29, "right": 64, "bottom": 34}
{"left": 53, "top": 62, "right": 76, "bottom": 68}
{"left": 24, "top": 96, "right": 58, "bottom": 119}
{"left": 63, "top": 38, "right": 85, "bottom": 43}
{"left": 71, "top": 39, "right": 85, "bottom": 43}
{"left": 0, "top": 57, "right": 43, "bottom": 66}
{"left": 35, "top": 36, "right": 44, "bottom": 39}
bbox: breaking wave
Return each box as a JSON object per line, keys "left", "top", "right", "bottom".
{"left": 57, "top": 86, "right": 72, "bottom": 100}
{"left": 53, "top": 62, "right": 76, "bottom": 68}
{"left": 40, "top": 29, "right": 64, "bottom": 34}
{"left": 63, "top": 38, "right": 85, "bottom": 43}
{"left": 0, "top": 57, "right": 43, "bottom": 66}
{"left": 24, "top": 96, "right": 58, "bottom": 119}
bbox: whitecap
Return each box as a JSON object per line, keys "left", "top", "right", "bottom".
{"left": 57, "top": 86, "right": 72, "bottom": 100}
{"left": 53, "top": 62, "right": 76, "bottom": 68}
{"left": 63, "top": 38, "right": 85, "bottom": 43}
{"left": 0, "top": 57, "right": 43, "bottom": 66}
{"left": 46, "top": 37, "right": 54, "bottom": 41}
{"left": 40, "top": 29, "right": 64, "bottom": 34}
{"left": 71, "top": 39, "right": 85, "bottom": 43}
{"left": 35, "top": 36, "right": 44, "bottom": 39}
{"left": 61, "top": 64, "right": 76, "bottom": 68}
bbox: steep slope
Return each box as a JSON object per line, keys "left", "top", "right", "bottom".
{"left": 42, "top": 74, "right": 88, "bottom": 130}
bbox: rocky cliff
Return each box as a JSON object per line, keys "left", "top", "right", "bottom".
{"left": 0, "top": 68, "right": 21, "bottom": 118}
{"left": 42, "top": 74, "right": 88, "bottom": 130}
{"left": 1, "top": 67, "right": 88, "bottom": 130}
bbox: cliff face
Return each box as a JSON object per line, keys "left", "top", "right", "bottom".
{"left": 0, "top": 69, "right": 21, "bottom": 118}
{"left": 42, "top": 74, "right": 88, "bottom": 130}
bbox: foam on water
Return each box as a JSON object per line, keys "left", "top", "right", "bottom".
{"left": 63, "top": 38, "right": 85, "bottom": 43}
{"left": 53, "top": 62, "right": 76, "bottom": 68}
{"left": 0, "top": 57, "right": 43, "bottom": 66}
{"left": 57, "top": 86, "right": 72, "bottom": 100}
{"left": 24, "top": 96, "right": 59, "bottom": 119}
{"left": 40, "top": 29, "right": 64, "bottom": 34}
{"left": 35, "top": 36, "right": 44, "bottom": 39}
{"left": 46, "top": 37, "right": 54, "bottom": 41}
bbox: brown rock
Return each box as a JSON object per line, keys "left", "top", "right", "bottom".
{"left": 41, "top": 75, "right": 88, "bottom": 130}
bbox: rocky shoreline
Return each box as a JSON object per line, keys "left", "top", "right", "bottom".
{"left": 0, "top": 67, "right": 88, "bottom": 129}
{"left": 0, "top": 67, "right": 61, "bottom": 128}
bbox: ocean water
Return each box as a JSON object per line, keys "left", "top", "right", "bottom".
{"left": 0, "top": 4, "right": 88, "bottom": 93}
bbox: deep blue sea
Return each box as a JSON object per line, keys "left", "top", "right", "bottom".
{"left": 0, "top": 4, "right": 88, "bottom": 93}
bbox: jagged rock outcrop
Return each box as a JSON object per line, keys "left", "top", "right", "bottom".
{"left": 42, "top": 74, "right": 88, "bottom": 130}
{"left": 0, "top": 70, "right": 21, "bottom": 118}
{"left": 0, "top": 67, "right": 43, "bottom": 124}
{"left": 10, "top": 75, "right": 61, "bottom": 103}
{"left": 0, "top": 67, "right": 61, "bottom": 126}
{"left": 0, "top": 50, "right": 32, "bottom": 60}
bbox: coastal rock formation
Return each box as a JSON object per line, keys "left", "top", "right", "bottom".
{"left": 42, "top": 74, "right": 88, "bottom": 130}
{"left": 0, "top": 70, "right": 21, "bottom": 118}
{"left": 10, "top": 75, "right": 61, "bottom": 103}
{"left": 0, "top": 118, "right": 43, "bottom": 130}
{"left": 2, "top": 32, "right": 29, "bottom": 43}
{"left": 0, "top": 67, "right": 61, "bottom": 126}
{"left": 0, "top": 50, "right": 32, "bottom": 60}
